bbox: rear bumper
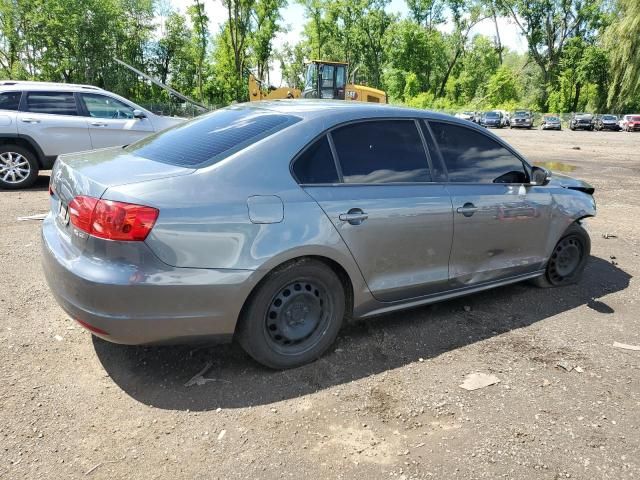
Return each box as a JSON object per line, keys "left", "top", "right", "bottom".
{"left": 41, "top": 215, "right": 256, "bottom": 345}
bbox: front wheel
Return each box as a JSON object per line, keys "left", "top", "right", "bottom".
{"left": 532, "top": 223, "right": 591, "bottom": 288}
{"left": 0, "top": 144, "right": 39, "bottom": 190}
{"left": 237, "top": 259, "right": 345, "bottom": 369}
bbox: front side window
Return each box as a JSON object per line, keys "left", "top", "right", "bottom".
{"left": 127, "top": 107, "right": 297, "bottom": 167}
{"left": 81, "top": 93, "right": 135, "bottom": 119}
{"left": 292, "top": 136, "right": 339, "bottom": 184}
{"left": 331, "top": 120, "right": 431, "bottom": 184}
{"left": 429, "top": 121, "right": 528, "bottom": 184}
{"left": 25, "top": 92, "right": 77, "bottom": 116}
{"left": 0, "top": 92, "right": 21, "bottom": 111}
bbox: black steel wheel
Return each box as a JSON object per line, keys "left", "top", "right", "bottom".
{"left": 237, "top": 259, "right": 345, "bottom": 369}
{"left": 532, "top": 223, "right": 590, "bottom": 288}
{"left": 263, "top": 278, "right": 334, "bottom": 355}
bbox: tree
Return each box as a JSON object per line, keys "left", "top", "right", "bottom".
{"left": 605, "top": 0, "right": 640, "bottom": 110}
{"left": 251, "top": 0, "right": 286, "bottom": 83}
{"left": 436, "top": 0, "right": 488, "bottom": 97}
{"left": 187, "top": 0, "right": 209, "bottom": 102}
{"left": 486, "top": 65, "right": 519, "bottom": 106}
{"left": 406, "top": 0, "right": 445, "bottom": 30}
{"left": 495, "top": 0, "right": 606, "bottom": 110}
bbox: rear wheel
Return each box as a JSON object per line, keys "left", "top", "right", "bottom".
{"left": 237, "top": 259, "right": 345, "bottom": 369}
{"left": 532, "top": 223, "right": 590, "bottom": 288}
{"left": 0, "top": 144, "right": 39, "bottom": 190}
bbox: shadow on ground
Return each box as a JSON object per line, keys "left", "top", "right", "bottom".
{"left": 94, "top": 256, "right": 630, "bottom": 410}
{"left": 24, "top": 173, "right": 51, "bottom": 192}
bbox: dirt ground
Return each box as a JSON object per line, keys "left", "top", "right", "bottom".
{"left": 1, "top": 127, "right": 639, "bottom": 480}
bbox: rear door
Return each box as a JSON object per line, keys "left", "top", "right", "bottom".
{"left": 17, "top": 91, "right": 92, "bottom": 155}
{"left": 426, "top": 120, "right": 552, "bottom": 287}
{"left": 295, "top": 119, "right": 453, "bottom": 302}
{"left": 0, "top": 91, "right": 21, "bottom": 134}
{"left": 78, "top": 93, "right": 154, "bottom": 148}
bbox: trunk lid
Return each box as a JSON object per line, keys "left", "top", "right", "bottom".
{"left": 51, "top": 146, "right": 195, "bottom": 204}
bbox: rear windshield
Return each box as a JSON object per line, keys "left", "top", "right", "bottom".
{"left": 126, "top": 107, "right": 299, "bottom": 167}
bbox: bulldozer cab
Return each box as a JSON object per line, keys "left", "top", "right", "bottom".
{"left": 302, "top": 61, "right": 347, "bottom": 100}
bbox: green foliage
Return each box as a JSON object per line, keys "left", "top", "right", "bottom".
{"left": 486, "top": 66, "right": 519, "bottom": 106}
{"left": 0, "top": 0, "right": 636, "bottom": 114}
{"left": 605, "top": 0, "right": 640, "bottom": 110}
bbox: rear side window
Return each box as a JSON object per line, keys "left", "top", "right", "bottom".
{"left": 127, "top": 108, "right": 298, "bottom": 167}
{"left": 293, "top": 136, "right": 339, "bottom": 184}
{"left": 0, "top": 92, "right": 21, "bottom": 111}
{"left": 429, "top": 121, "right": 527, "bottom": 184}
{"left": 25, "top": 92, "right": 78, "bottom": 116}
{"left": 331, "top": 120, "right": 431, "bottom": 183}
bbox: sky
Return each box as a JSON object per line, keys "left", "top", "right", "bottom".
{"left": 169, "top": 0, "right": 527, "bottom": 85}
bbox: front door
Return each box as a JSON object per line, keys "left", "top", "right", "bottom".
{"left": 79, "top": 93, "right": 154, "bottom": 149}
{"left": 427, "top": 120, "right": 552, "bottom": 287}
{"left": 299, "top": 119, "right": 453, "bottom": 302}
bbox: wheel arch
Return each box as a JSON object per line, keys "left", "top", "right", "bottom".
{"left": 0, "top": 134, "right": 45, "bottom": 166}
{"left": 234, "top": 254, "right": 357, "bottom": 337}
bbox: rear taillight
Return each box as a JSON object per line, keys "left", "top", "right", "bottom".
{"left": 68, "top": 195, "right": 158, "bottom": 241}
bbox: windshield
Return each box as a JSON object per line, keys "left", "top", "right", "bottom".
{"left": 486, "top": 112, "right": 499, "bottom": 118}
{"left": 514, "top": 111, "right": 529, "bottom": 117}
{"left": 632, "top": 116, "right": 640, "bottom": 122}
{"left": 602, "top": 115, "right": 616, "bottom": 120}
{"left": 545, "top": 116, "right": 559, "bottom": 122}
{"left": 126, "top": 107, "right": 299, "bottom": 167}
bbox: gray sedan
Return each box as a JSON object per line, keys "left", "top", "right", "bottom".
{"left": 42, "top": 101, "right": 596, "bottom": 369}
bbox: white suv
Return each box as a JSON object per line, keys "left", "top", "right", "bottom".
{"left": 0, "top": 81, "right": 185, "bottom": 189}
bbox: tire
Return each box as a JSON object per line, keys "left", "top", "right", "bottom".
{"left": 0, "top": 144, "right": 39, "bottom": 189}
{"left": 532, "top": 223, "right": 591, "bottom": 288}
{"left": 237, "top": 259, "right": 346, "bottom": 369}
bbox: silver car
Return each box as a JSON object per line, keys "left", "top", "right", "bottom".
{"left": 0, "top": 81, "right": 184, "bottom": 189}
{"left": 42, "top": 101, "right": 596, "bottom": 369}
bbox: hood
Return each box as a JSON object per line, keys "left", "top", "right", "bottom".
{"left": 547, "top": 172, "right": 595, "bottom": 195}
{"left": 52, "top": 146, "right": 195, "bottom": 202}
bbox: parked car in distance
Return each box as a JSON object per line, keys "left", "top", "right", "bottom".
{"left": 569, "top": 113, "right": 594, "bottom": 131}
{"left": 42, "top": 101, "right": 596, "bottom": 369}
{"left": 594, "top": 114, "right": 620, "bottom": 131}
{"left": 455, "top": 111, "right": 475, "bottom": 122}
{"left": 494, "top": 109, "right": 511, "bottom": 127}
{"left": 0, "top": 81, "right": 186, "bottom": 189}
{"left": 480, "top": 110, "right": 505, "bottom": 128}
{"left": 620, "top": 114, "right": 640, "bottom": 132}
{"left": 540, "top": 115, "right": 562, "bottom": 130}
{"left": 510, "top": 110, "right": 534, "bottom": 129}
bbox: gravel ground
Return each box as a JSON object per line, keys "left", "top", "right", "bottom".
{"left": 1, "top": 128, "right": 639, "bottom": 479}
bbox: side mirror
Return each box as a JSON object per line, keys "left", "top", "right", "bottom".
{"left": 530, "top": 166, "right": 551, "bottom": 186}
{"left": 133, "top": 109, "right": 146, "bottom": 119}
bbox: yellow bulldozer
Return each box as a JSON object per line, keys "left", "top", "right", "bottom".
{"left": 249, "top": 60, "right": 387, "bottom": 103}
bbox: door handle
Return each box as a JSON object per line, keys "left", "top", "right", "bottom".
{"left": 21, "top": 118, "right": 40, "bottom": 123}
{"left": 339, "top": 208, "right": 368, "bottom": 225}
{"left": 90, "top": 121, "right": 108, "bottom": 127}
{"left": 456, "top": 203, "right": 478, "bottom": 217}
